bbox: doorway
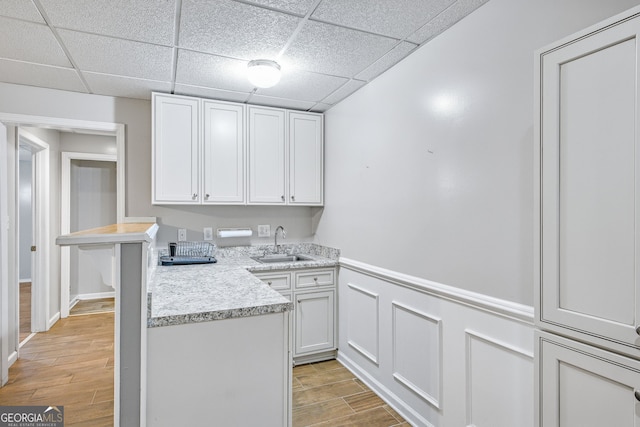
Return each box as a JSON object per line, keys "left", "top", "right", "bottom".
{"left": 18, "top": 145, "right": 33, "bottom": 345}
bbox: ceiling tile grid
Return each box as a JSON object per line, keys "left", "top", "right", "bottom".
{"left": 0, "top": 0, "right": 489, "bottom": 111}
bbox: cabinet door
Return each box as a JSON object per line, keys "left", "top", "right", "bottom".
{"left": 248, "top": 107, "right": 286, "bottom": 204}
{"left": 202, "top": 101, "right": 245, "bottom": 204}
{"left": 289, "top": 112, "right": 323, "bottom": 205}
{"left": 538, "top": 332, "right": 640, "bottom": 427}
{"left": 294, "top": 290, "right": 334, "bottom": 356}
{"left": 539, "top": 16, "right": 640, "bottom": 347}
{"left": 152, "top": 94, "right": 200, "bottom": 204}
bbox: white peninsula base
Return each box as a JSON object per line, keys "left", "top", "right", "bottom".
{"left": 146, "top": 311, "right": 291, "bottom": 427}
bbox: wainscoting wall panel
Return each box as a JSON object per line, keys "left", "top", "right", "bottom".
{"left": 465, "top": 330, "right": 534, "bottom": 427}
{"left": 346, "top": 283, "right": 380, "bottom": 364}
{"left": 338, "top": 258, "right": 534, "bottom": 427}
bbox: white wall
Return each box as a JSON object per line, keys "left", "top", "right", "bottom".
{"left": 315, "top": 0, "right": 640, "bottom": 306}
{"left": 18, "top": 157, "right": 32, "bottom": 281}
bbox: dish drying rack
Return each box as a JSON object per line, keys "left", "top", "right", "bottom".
{"left": 160, "top": 241, "right": 217, "bottom": 266}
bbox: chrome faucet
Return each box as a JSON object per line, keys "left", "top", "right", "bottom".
{"left": 274, "top": 225, "right": 286, "bottom": 253}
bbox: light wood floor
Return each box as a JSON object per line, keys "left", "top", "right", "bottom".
{"left": 70, "top": 298, "right": 115, "bottom": 316}
{"left": 19, "top": 282, "right": 31, "bottom": 343}
{"left": 293, "top": 360, "right": 408, "bottom": 426}
{"left": 0, "top": 312, "right": 114, "bottom": 427}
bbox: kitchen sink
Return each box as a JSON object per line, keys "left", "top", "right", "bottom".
{"left": 251, "top": 254, "right": 313, "bottom": 263}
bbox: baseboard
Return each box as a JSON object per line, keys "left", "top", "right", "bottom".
{"left": 338, "top": 351, "right": 434, "bottom": 427}
{"left": 48, "top": 312, "right": 60, "bottom": 329}
{"left": 8, "top": 350, "right": 17, "bottom": 368}
{"left": 76, "top": 291, "right": 115, "bottom": 300}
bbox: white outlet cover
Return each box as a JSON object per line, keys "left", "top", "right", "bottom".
{"left": 203, "top": 227, "right": 213, "bottom": 241}
{"left": 258, "top": 224, "right": 270, "bottom": 237}
{"left": 178, "top": 228, "right": 187, "bottom": 241}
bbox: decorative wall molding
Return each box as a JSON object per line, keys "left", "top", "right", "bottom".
{"left": 392, "top": 301, "right": 442, "bottom": 409}
{"left": 346, "top": 282, "right": 379, "bottom": 365}
{"left": 340, "top": 257, "right": 533, "bottom": 324}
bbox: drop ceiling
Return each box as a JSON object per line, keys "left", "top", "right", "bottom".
{"left": 0, "top": 0, "right": 488, "bottom": 112}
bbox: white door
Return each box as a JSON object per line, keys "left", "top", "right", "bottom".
{"left": 538, "top": 332, "right": 640, "bottom": 427}
{"left": 539, "top": 16, "right": 640, "bottom": 347}
{"left": 152, "top": 93, "right": 200, "bottom": 204}
{"left": 294, "top": 290, "right": 334, "bottom": 356}
{"left": 288, "top": 112, "right": 323, "bottom": 205}
{"left": 202, "top": 101, "right": 245, "bottom": 204}
{"left": 248, "top": 107, "right": 286, "bottom": 204}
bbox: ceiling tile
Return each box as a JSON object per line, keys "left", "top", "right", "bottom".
{"left": 175, "top": 49, "right": 256, "bottom": 92}
{"left": 83, "top": 72, "right": 172, "bottom": 100}
{"left": 408, "top": 0, "right": 489, "bottom": 44}
{"left": 39, "top": 0, "right": 176, "bottom": 45}
{"left": 283, "top": 20, "right": 397, "bottom": 77}
{"left": 0, "top": 17, "right": 71, "bottom": 67}
{"left": 355, "top": 41, "right": 417, "bottom": 81}
{"left": 0, "top": 0, "right": 45, "bottom": 23}
{"left": 57, "top": 30, "right": 174, "bottom": 81}
{"left": 320, "top": 79, "right": 366, "bottom": 105}
{"left": 242, "top": 0, "right": 318, "bottom": 15}
{"left": 311, "top": 0, "right": 456, "bottom": 39}
{"left": 179, "top": 0, "right": 300, "bottom": 60}
{"left": 0, "top": 59, "right": 87, "bottom": 93}
{"left": 248, "top": 94, "right": 316, "bottom": 110}
{"left": 174, "top": 84, "right": 252, "bottom": 103}
{"left": 256, "top": 69, "right": 347, "bottom": 102}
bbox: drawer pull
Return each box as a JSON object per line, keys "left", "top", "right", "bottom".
{"left": 635, "top": 390, "right": 640, "bottom": 401}
{"left": 313, "top": 277, "right": 318, "bottom": 282}
{"left": 267, "top": 281, "right": 272, "bottom": 285}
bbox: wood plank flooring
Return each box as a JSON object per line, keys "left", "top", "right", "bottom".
{"left": 19, "top": 282, "right": 31, "bottom": 343}
{"left": 69, "top": 298, "right": 115, "bottom": 316}
{"left": 293, "top": 360, "right": 409, "bottom": 427}
{"left": 0, "top": 312, "right": 114, "bottom": 426}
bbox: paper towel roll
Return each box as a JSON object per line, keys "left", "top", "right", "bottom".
{"left": 217, "top": 228, "right": 253, "bottom": 238}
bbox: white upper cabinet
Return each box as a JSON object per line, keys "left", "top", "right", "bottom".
{"left": 153, "top": 94, "right": 323, "bottom": 206}
{"left": 202, "top": 101, "right": 245, "bottom": 204}
{"left": 248, "top": 106, "right": 286, "bottom": 204}
{"left": 536, "top": 11, "right": 640, "bottom": 352}
{"left": 152, "top": 93, "right": 200, "bottom": 204}
{"left": 289, "top": 112, "right": 323, "bottom": 205}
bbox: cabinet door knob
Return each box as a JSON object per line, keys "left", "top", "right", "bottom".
{"left": 192, "top": 193, "right": 197, "bottom": 199}
{"left": 313, "top": 277, "right": 318, "bottom": 282}
{"left": 636, "top": 325, "right": 640, "bottom": 336}
{"left": 205, "top": 193, "right": 210, "bottom": 199}
{"left": 635, "top": 390, "right": 640, "bottom": 402}
{"left": 291, "top": 195, "right": 295, "bottom": 201}
{"left": 281, "top": 195, "right": 285, "bottom": 201}
{"left": 297, "top": 300, "right": 301, "bottom": 304}
{"left": 267, "top": 281, "right": 272, "bottom": 285}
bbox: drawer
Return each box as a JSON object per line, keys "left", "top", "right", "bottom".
{"left": 295, "top": 269, "right": 334, "bottom": 289}
{"left": 256, "top": 273, "right": 291, "bottom": 291}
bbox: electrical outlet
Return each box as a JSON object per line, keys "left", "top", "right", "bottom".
{"left": 258, "top": 224, "right": 271, "bottom": 237}
{"left": 178, "top": 228, "right": 187, "bottom": 241}
{"left": 203, "top": 227, "right": 213, "bottom": 241}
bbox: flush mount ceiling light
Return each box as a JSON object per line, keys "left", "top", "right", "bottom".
{"left": 247, "top": 59, "right": 281, "bottom": 88}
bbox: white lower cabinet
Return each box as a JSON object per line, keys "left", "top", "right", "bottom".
{"left": 254, "top": 267, "right": 337, "bottom": 364}
{"left": 537, "top": 331, "right": 640, "bottom": 427}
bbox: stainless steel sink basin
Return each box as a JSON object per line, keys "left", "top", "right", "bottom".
{"left": 251, "top": 254, "right": 313, "bottom": 263}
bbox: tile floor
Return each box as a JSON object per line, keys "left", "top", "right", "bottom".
{"left": 293, "top": 360, "right": 409, "bottom": 426}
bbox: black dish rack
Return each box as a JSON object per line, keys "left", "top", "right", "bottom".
{"left": 159, "top": 241, "right": 217, "bottom": 266}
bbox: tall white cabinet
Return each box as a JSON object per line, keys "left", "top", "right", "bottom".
{"left": 535, "top": 6, "right": 640, "bottom": 426}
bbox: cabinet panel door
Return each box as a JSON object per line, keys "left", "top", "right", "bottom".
{"left": 202, "top": 101, "right": 245, "bottom": 204}
{"left": 295, "top": 291, "right": 335, "bottom": 356}
{"left": 289, "top": 112, "right": 323, "bottom": 205}
{"left": 152, "top": 94, "right": 200, "bottom": 204}
{"left": 540, "top": 17, "right": 640, "bottom": 346}
{"left": 538, "top": 332, "right": 640, "bottom": 427}
{"left": 248, "top": 107, "right": 286, "bottom": 204}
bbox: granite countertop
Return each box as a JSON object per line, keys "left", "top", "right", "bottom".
{"left": 147, "top": 244, "right": 339, "bottom": 328}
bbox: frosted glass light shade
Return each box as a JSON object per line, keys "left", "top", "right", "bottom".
{"left": 247, "top": 59, "right": 281, "bottom": 88}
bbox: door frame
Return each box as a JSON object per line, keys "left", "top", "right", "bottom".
{"left": 18, "top": 129, "right": 50, "bottom": 337}
{"left": 0, "top": 122, "right": 9, "bottom": 386}
{"left": 60, "top": 152, "right": 117, "bottom": 318}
